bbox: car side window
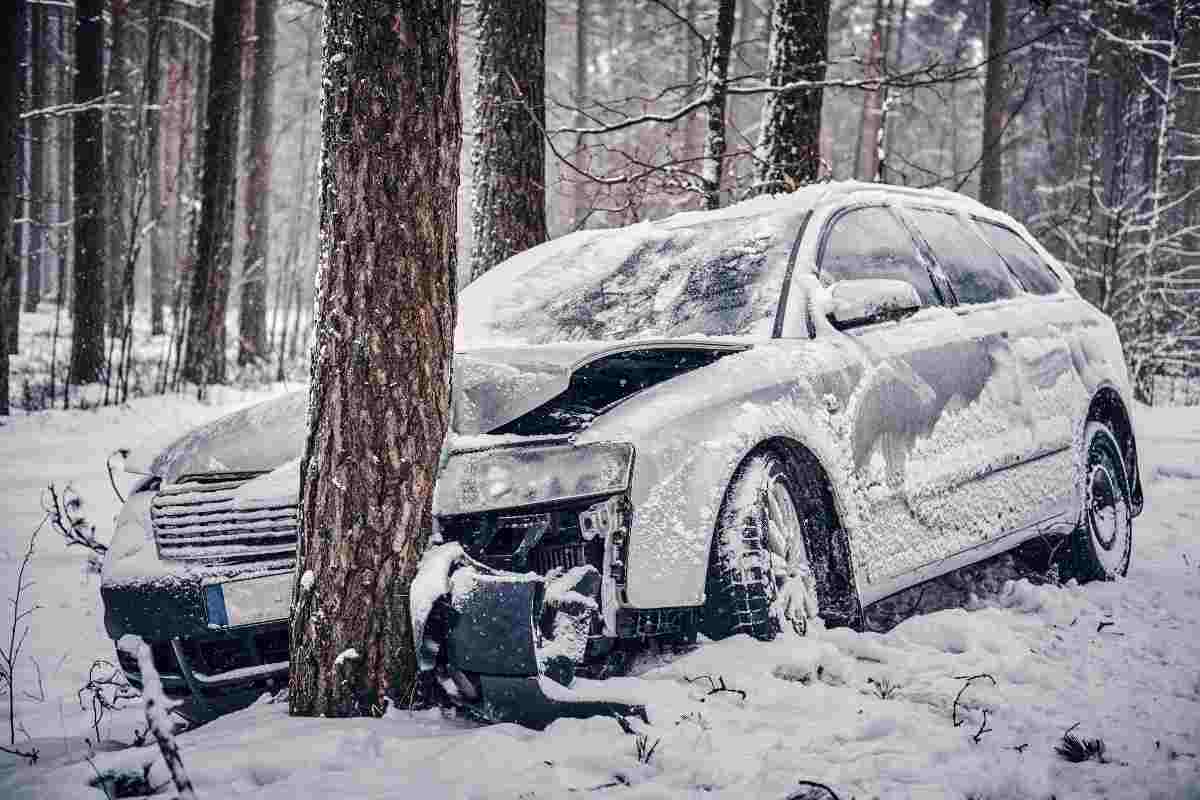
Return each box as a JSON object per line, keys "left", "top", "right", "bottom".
{"left": 904, "top": 208, "right": 1019, "bottom": 305}
{"left": 973, "top": 220, "right": 1061, "bottom": 295}
{"left": 819, "top": 206, "right": 939, "bottom": 306}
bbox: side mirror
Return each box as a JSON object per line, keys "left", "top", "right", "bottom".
{"left": 826, "top": 279, "right": 922, "bottom": 330}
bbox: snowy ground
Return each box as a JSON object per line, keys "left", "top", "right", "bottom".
{"left": 0, "top": 388, "right": 1198, "bottom": 798}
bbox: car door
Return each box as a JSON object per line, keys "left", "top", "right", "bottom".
{"left": 813, "top": 204, "right": 1025, "bottom": 588}
{"left": 898, "top": 205, "right": 1078, "bottom": 539}
{"left": 967, "top": 216, "right": 1092, "bottom": 525}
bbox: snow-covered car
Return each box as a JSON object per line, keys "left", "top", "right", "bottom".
{"left": 102, "top": 181, "right": 1143, "bottom": 724}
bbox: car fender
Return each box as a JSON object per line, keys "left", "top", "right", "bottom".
{"left": 578, "top": 342, "right": 867, "bottom": 611}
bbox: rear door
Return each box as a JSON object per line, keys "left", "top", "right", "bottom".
{"left": 898, "top": 205, "right": 1079, "bottom": 536}
{"left": 814, "top": 204, "right": 1023, "bottom": 586}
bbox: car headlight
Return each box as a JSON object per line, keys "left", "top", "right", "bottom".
{"left": 434, "top": 442, "right": 634, "bottom": 515}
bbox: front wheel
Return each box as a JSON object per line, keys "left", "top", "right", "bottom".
{"left": 700, "top": 449, "right": 819, "bottom": 641}
{"left": 1070, "top": 421, "right": 1133, "bottom": 580}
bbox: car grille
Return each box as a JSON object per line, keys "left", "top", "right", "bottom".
{"left": 437, "top": 497, "right": 609, "bottom": 576}
{"left": 151, "top": 471, "right": 298, "bottom": 567}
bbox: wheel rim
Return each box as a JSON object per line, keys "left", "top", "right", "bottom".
{"left": 752, "top": 466, "right": 816, "bottom": 634}
{"left": 1085, "top": 456, "right": 1130, "bottom": 575}
{"left": 1088, "top": 464, "right": 1119, "bottom": 550}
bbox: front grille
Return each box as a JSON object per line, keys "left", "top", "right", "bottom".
{"left": 531, "top": 543, "right": 590, "bottom": 574}
{"left": 437, "top": 496, "right": 612, "bottom": 576}
{"left": 151, "top": 472, "right": 298, "bottom": 567}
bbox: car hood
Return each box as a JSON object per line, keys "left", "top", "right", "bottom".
{"left": 452, "top": 338, "right": 753, "bottom": 437}
{"left": 128, "top": 338, "right": 753, "bottom": 482}
{"left": 127, "top": 390, "right": 310, "bottom": 483}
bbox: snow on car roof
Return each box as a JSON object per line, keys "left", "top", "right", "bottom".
{"left": 455, "top": 182, "right": 997, "bottom": 349}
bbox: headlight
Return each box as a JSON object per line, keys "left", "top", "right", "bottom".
{"left": 434, "top": 442, "right": 634, "bottom": 515}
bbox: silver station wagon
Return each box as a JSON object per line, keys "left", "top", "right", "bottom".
{"left": 104, "top": 181, "right": 1142, "bottom": 724}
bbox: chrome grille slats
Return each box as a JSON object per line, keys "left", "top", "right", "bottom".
{"left": 151, "top": 472, "right": 298, "bottom": 566}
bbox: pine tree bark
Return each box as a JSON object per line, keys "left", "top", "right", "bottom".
{"left": 289, "top": 0, "right": 461, "bottom": 718}
{"left": 25, "top": 2, "right": 46, "bottom": 314}
{"left": 700, "top": 0, "right": 736, "bottom": 210}
{"left": 979, "top": 0, "right": 1008, "bottom": 209}
{"left": 467, "top": 0, "right": 546, "bottom": 281}
{"left": 238, "top": 0, "right": 274, "bottom": 365}
{"left": 182, "top": 0, "right": 243, "bottom": 386}
{"left": 69, "top": 0, "right": 107, "bottom": 384}
{"left": 754, "top": 0, "right": 829, "bottom": 193}
{"left": 0, "top": 1, "right": 21, "bottom": 412}
{"left": 106, "top": 1, "right": 128, "bottom": 337}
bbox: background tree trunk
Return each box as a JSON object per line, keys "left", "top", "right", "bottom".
{"left": 238, "top": 0, "right": 275, "bottom": 365}
{"left": 148, "top": 0, "right": 168, "bottom": 337}
{"left": 571, "top": 0, "right": 589, "bottom": 227}
{"left": 106, "top": 0, "right": 128, "bottom": 337}
{"left": 290, "top": 0, "right": 461, "bottom": 718}
{"left": 979, "top": 0, "right": 1008, "bottom": 209}
{"left": 8, "top": 1, "right": 29, "bottom": 357}
{"left": 182, "top": 0, "right": 243, "bottom": 386}
{"left": 25, "top": 1, "right": 46, "bottom": 315}
{"left": 754, "top": 0, "right": 830, "bottom": 193}
{"left": 56, "top": 4, "right": 73, "bottom": 306}
{"left": 69, "top": 0, "right": 107, "bottom": 384}
{"left": 854, "top": 0, "right": 886, "bottom": 181}
{"left": 700, "top": 0, "right": 737, "bottom": 209}
{"left": 0, "top": 1, "right": 21, "bottom": 412}
{"left": 467, "top": 0, "right": 547, "bottom": 281}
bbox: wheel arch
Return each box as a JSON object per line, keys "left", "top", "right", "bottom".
{"left": 736, "top": 436, "right": 864, "bottom": 630}
{"left": 1085, "top": 386, "right": 1143, "bottom": 516}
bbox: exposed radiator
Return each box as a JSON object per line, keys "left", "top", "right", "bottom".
{"left": 151, "top": 472, "right": 297, "bottom": 567}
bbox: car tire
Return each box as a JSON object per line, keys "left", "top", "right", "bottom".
{"left": 1070, "top": 421, "right": 1133, "bottom": 581}
{"left": 700, "top": 448, "right": 818, "bottom": 641}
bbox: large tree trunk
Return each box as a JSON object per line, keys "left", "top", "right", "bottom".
{"left": 468, "top": 0, "right": 546, "bottom": 281}
{"left": 182, "top": 0, "right": 243, "bottom": 386}
{"left": 106, "top": 1, "right": 128, "bottom": 337}
{"left": 238, "top": 0, "right": 274, "bottom": 365}
{"left": 979, "top": 0, "right": 1008, "bottom": 209}
{"left": 0, "top": 2, "right": 21, "bottom": 412}
{"left": 754, "top": 0, "right": 830, "bottom": 193}
{"left": 69, "top": 0, "right": 107, "bottom": 384}
{"left": 289, "top": 0, "right": 461, "bottom": 718}
{"left": 25, "top": 2, "right": 46, "bottom": 314}
{"left": 700, "top": 0, "right": 736, "bottom": 210}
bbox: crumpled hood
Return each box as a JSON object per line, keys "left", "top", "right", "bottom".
{"left": 127, "top": 338, "right": 753, "bottom": 482}
{"left": 127, "top": 390, "right": 310, "bottom": 483}
{"left": 452, "top": 338, "right": 752, "bottom": 436}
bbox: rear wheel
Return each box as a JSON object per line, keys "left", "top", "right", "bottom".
{"left": 1070, "top": 421, "right": 1133, "bottom": 580}
{"left": 701, "top": 449, "right": 819, "bottom": 641}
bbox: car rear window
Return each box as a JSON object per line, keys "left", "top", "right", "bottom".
{"left": 819, "top": 205, "right": 939, "bottom": 306}
{"left": 973, "top": 220, "right": 1061, "bottom": 295}
{"left": 904, "top": 208, "right": 1019, "bottom": 305}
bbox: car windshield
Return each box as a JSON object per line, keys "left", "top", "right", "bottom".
{"left": 456, "top": 207, "right": 805, "bottom": 346}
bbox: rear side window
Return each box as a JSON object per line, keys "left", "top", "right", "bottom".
{"left": 904, "top": 208, "right": 1019, "bottom": 305}
{"left": 819, "top": 206, "right": 939, "bottom": 306}
{"left": 973, "top": 220, "right": 1061, "bottom": 295}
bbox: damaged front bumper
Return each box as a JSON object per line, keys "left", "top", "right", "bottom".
{"left": 414, "top": 545, "right": 644, "bottom": 728}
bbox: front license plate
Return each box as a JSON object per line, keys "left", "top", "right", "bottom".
{"left": 205, "top": 573, "right": 293, "bottom": 627}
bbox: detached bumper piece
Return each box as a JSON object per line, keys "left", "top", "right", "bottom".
{"left": 417, "top": 550, "right": 643, "bottom": 729}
